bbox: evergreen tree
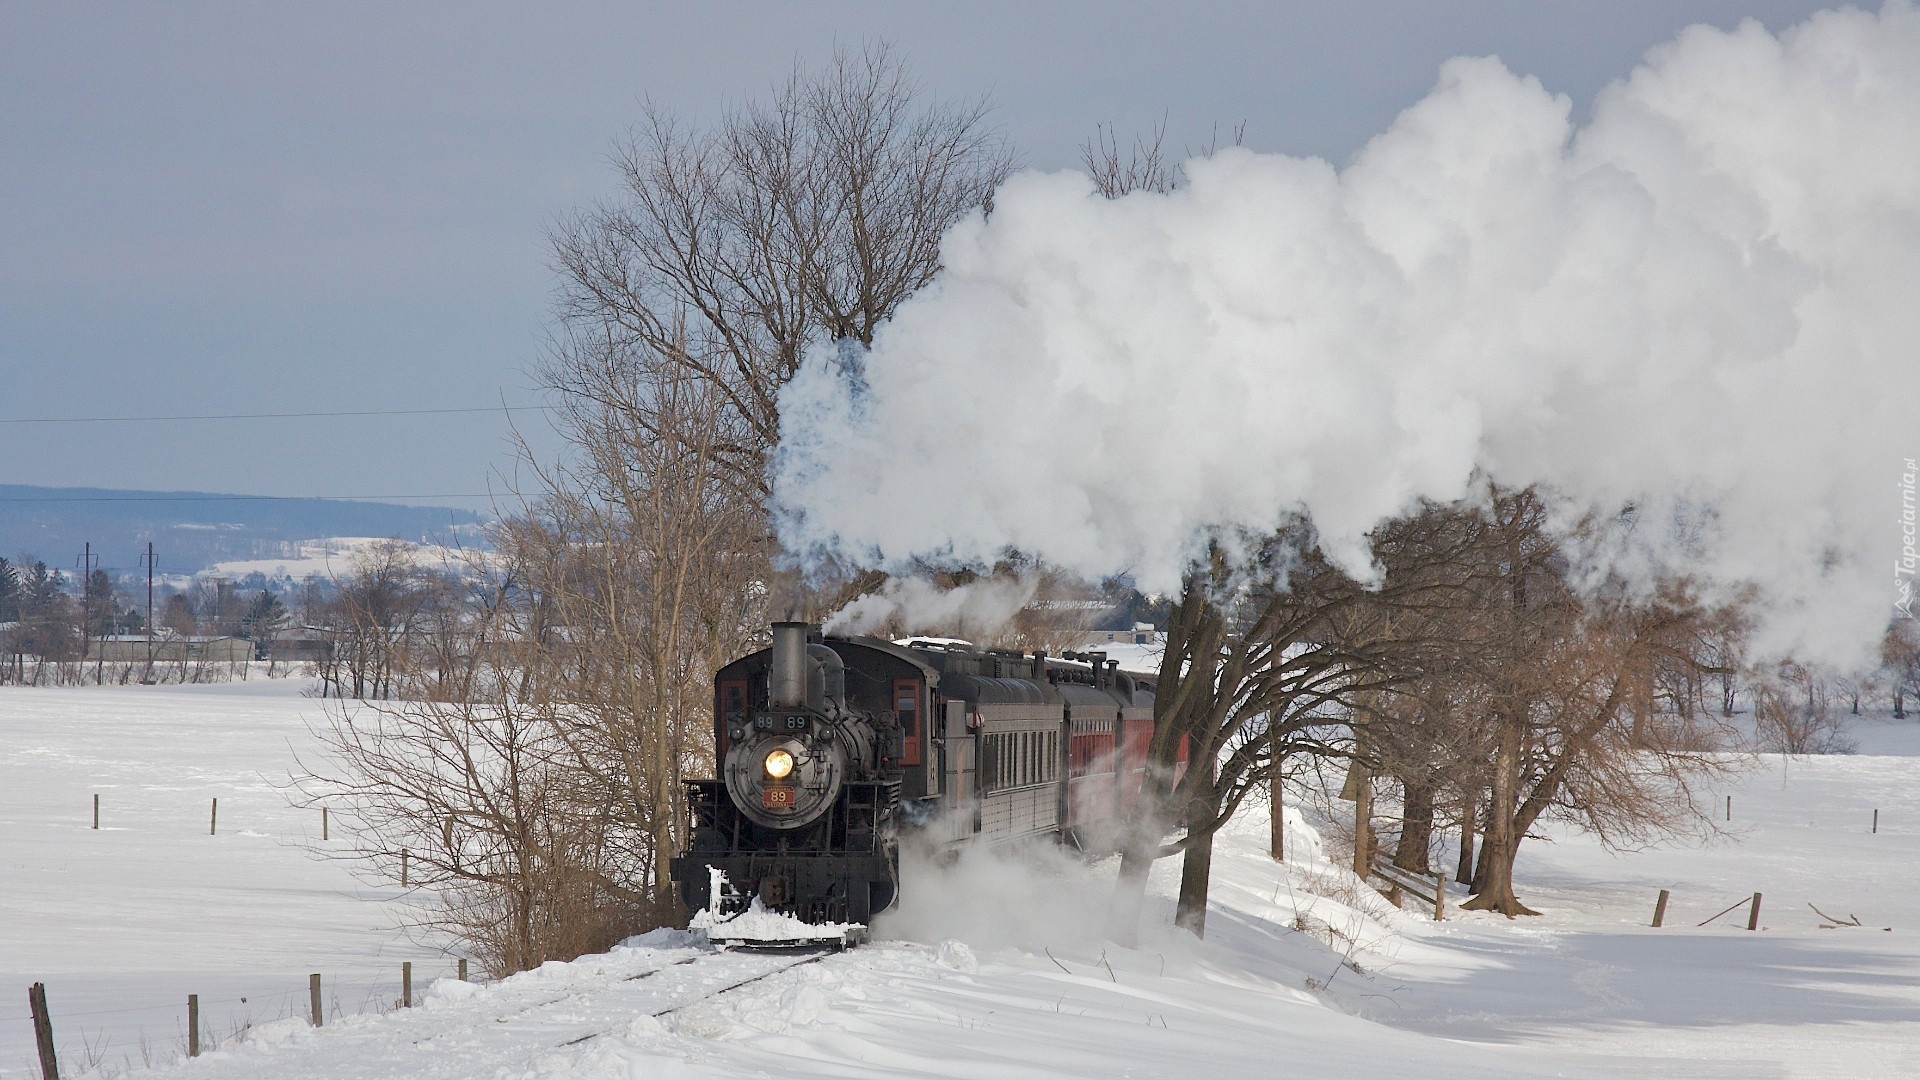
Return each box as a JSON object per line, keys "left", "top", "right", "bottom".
{"left": 238, "top": 589, "right": 286, "bottom": 640}
{"left": 84, "top": 567, "right": 118, "bottom": 638}
{"left": 0, "top": 556, "right": 19, "bottom": 622}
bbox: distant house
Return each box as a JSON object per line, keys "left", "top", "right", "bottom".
{"left": 1078, "top": 622, "right": 1163, "bottom": 648}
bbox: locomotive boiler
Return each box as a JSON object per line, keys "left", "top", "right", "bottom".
{"left": 670, "top": 621, "right": 1172, "bottom": 938}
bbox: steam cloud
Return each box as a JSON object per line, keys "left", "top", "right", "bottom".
{"left": 776, "top": 5, "right": 1920, "bottom": 666}
{"left": 824, "top": 575, "right": 1039, "bottom": 640}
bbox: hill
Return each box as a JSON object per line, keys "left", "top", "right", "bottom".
{"left": 0, "top": 485, "right": 487, "bottom": 577}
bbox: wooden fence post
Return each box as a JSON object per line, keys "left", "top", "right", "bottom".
{"left": 92, "top": 795, "right": 98, "bottom": 831}
{"left": 401, "top": 849, "right": 409, "bottom": 888}
{"left": 1652, "top": 889, "right": 1670, "bottom": 928}
{"left": 458, "top": 958, "right": 468, "bottom": 982}
{"left": 29, "top": 982, "right": 59, "bottom": 1080}
{"left": 187, "top": 994, "right": 200, "bottom": 1057}
{"left": 309, "top": 973, "right": 323, "bottom": 1027}
{"left": 402, "top": 962, "right": 412, "bottom": 1008}
{"left": 1747, "top": 892, "right": 1763, "bottom": 931}
{"left": 209, "top": 798, "right": 218, "bottom": 836}
{"left": 1433, "top": 875, "right": 1445, "bottom": 921}
{"left": 1725, "top": 795, "right": 1731, "bottom": 822}
{"left": 1873, "top": 808, "right": 1879, "bottom": 834}
{"left": 322, "top": 807, "right": 329, "bottom": 841}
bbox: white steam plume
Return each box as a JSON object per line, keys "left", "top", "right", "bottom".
{"left": 775, "top": 5, "right": 1920, "bottom": 667}
{"left": 824, "top": 575, "right": 1039, "bottom": 640}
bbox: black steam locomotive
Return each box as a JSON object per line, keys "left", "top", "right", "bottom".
{"left": 670, "top": 622, "right": 1169, "bottom": 935}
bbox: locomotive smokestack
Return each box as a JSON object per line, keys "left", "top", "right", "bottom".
{"left": 770, "top": 622, "right": 810, "bottom": 709}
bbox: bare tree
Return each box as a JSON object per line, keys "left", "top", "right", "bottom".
{"left": 295, "top": 606, "right": 640, "bottom": 975}
{"left": 314, "top": 541, "right": 438, "bottom": 700}
{"left": 1080, "top": 117, "right": 1245, "bottom": 199}
{"left": 505, "top": 355, "right": 768, "bottom": 928}
{"left": 548, "top": 42, "right": 1012, "bottom": 505}
{"left": 314, "top": 46, "right": 1014, "bottom": 967}
{"left": 1107, "top": 509, "right": 1477, "bottom": 942}
{"left": 1751, "top": 661, "right": 1857, "bottom": 754}
{"left": 1451, "top": 489, "right": 1739, "bottom": 916}
{"left": 1886, "top": 619, "right": 1920, "bottom": 718}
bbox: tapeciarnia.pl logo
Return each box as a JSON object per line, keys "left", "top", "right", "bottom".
{"left": 1899, "top": 457, "right": 1917, "bottom": 619}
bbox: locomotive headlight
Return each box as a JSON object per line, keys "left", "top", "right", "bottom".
{"left": 763, "top": 748, "right": 795, "bottom": 780}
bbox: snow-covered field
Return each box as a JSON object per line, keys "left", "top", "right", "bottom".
{"left": 5, "top": 683, "right": 1919, "bottom": 1078}
{"left": 199, "top": 536, "right": 486, "bottom": 585}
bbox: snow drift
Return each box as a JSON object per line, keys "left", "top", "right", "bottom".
{"left": 774, "top": 3, "right": 1920, "bottom": 666}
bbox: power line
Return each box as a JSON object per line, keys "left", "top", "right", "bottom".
{"left": 0, "top": 405, "right": 549, "bottom": 425}
{"left": 0, "top": 493, "right": 494, "bottom": 504}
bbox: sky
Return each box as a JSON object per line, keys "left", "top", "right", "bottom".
{"left": 0, "top": 1, "right": 1849, "bottom": 513}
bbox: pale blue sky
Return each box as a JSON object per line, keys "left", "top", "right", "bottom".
{"left": 0, "top": 1, "right": 1843, "bottom": 511}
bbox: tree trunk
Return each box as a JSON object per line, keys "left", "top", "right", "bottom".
{"left": 1351, "top": 760, "right": 1373, "bottom": 881}
{"left": 1268, "top": 764, "right": 1284, "bottom": 862}
{"left": 1106, "top": 843, "right": 1154, "bottom": 947}
{"left": 1461, "top": 717, "right": 1539, "bottom": 916}
{"left": 1393, "top": 781, "right": 1433, "bottom": 875}
{"left": 1455, "top": 795, "right": 1476, "bottom": 886}
{"left": 1175, "top": 825, "right": 1214, "bottom": 938}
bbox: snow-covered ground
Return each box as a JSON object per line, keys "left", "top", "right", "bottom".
{"left": 0, "top": 681, "right": 443, "bottom": 1079}
{"left": 4, "top": 683, "right": 1919, "bottom": 1078}
{"left": 199, "top": 536, "right": 486, "bottom": 584}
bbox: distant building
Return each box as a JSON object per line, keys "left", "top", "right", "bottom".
{"left": 88, "top": 634, "right": 254, "bottom": 663}
{"left": 1078, "top": 622, "right": 1162, "bottom": 648}
{"left": 262, "top": 627, "right": 333, "bottom": 664}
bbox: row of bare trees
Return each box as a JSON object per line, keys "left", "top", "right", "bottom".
{"left": 1111, "top": 487, "right": 1799, "bottom": 937}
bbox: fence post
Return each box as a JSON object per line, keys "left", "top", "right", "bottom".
{"left": 458, "top": 958, "right": 468, "bottom": 982}
{"left": 92, "top": 794, "right": 99, "bottom": 831}
{"left": 1433, "top": 874, "right": 1445, "bottom": 921}
{"left": 401, "top": 849, "right": 409, "bottom": 888}
{"left": 309, "top": 973, "right": 323, "bottom": 1027}
{"left": 187, "top": 994, "right": 200, "bottom": 1057}
{"left": 322, "top": 807, "right": 329, "bottom": 841}
{"left": 1747, "top": 892, "right": 1763, "bottom": 931}
{"left": 210, "top": 798, "right": 218, "bottom": 836}
{"left": 29, "top": 982, "right": 59, "bottom": 1080}
{"left": 402, "top": 962, "right": 412, "bottom": 1008}
{"left": 1726, "top": 795, "right": 1731, "bottom": 822}
{"left": 1652, "top": 889, "right": 1670, "bottom": 928}
{"left": 1873, "top": 808, "right": 1879, "bottom": 834}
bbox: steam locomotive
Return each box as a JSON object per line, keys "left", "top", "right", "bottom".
{"left": 669, "top": 622, "right": 1170, "bottom": 936}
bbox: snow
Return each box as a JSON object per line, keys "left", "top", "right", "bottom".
{"left": 0, "top": 680, "right": 441, "bottom": 1079}
{"left": 690, "top": 896, "right": 859, "bottom": 944}
{"left": 197, "top": 536, "right": 484, "bottom": 583}
{"left": 5, "top": 683, "right": 1920, "bottom": 1077}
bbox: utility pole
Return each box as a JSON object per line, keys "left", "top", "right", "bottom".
{"left": 141, "top": 542, "right": 157, "bottom": 683}
{"left": 77, "top": 542, "right": 98, "bottom": 680}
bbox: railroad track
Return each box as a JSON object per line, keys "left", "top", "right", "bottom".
{"left": 558, "top": 948, "right": 840, "bottom": 1047}
{"left": 403, "top": 953, "right": 706, "bottom": 1047}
